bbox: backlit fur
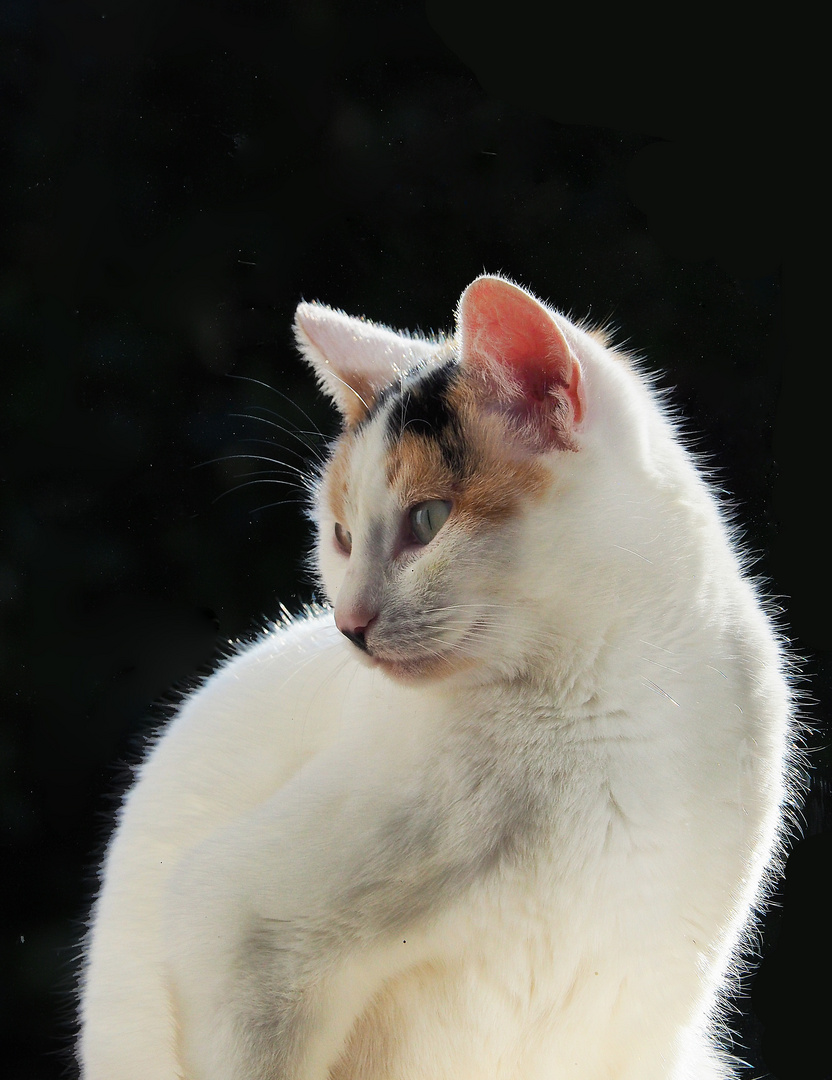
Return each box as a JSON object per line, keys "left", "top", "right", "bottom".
{"left": 76, "top": 275, "right": 797, "bottom": 1080}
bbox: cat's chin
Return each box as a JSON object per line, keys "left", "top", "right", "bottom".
{"left": 369, "top": 651, "right": 480, "bottom": 686}
{"left": 352, "top": 650, "right": 446, "bottom": 684}
{"left": 375, "top": 658, "right": 446, "bottom": 684}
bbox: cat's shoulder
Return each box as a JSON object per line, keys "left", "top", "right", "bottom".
{"left": 137, "top": 607, "right": 359, "bottom": 788}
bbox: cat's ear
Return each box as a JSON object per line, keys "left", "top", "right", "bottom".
{"left": 294, "top": 302, "right": 442, "bottom": 427}
{"left": 456, "top": 275, "right": 584, "bottom": 451}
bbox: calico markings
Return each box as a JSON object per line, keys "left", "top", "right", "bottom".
{"left": 330, "top": 352, "right": 551, "bottom": 542}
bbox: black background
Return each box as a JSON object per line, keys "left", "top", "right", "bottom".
{"left": 2, "top": 2, "right": 829, "bottom": 1078}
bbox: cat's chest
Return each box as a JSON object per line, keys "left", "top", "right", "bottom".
{"left": 329, "top": 840, "right": 660, "bottom": 1080}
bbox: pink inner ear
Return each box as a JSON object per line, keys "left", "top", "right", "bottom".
{"left": 459, "top": 277, "right": 583, "bottom": 427}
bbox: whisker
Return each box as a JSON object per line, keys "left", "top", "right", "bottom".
{"left": 228, "top": 466, "right": 313, "bottom": 483}
{"left": 198, "top": 454, "right": 318, "bottom": 497}
{"left": 195, "top": 451, "right": 306, "bottom": 470}
{"left": 229, "top": 424, "right": 322, "bottom": 463}
{"left": 226, "top": 373, "right": 328, "bottom": 437}
{"left": 226, "top": 457, "right": 315, "bottom": 488}
{"left": 231, "top": 415, "right": 328, "bottom": 466}
{"left": 211, "top": 477, "right": 306, "bottom": 506}
{"left": 250, "top": 497, "right": 308, "bottom": 515}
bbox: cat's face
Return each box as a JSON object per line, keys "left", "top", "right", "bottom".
{"left": 314, "top": 356, "right": 556, "bottom": 682}
{"left": 295, "top": 276, "right": 606, "bottom": 685}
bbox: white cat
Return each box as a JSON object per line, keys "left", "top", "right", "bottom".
{"left": 76, "top": 275, "right": 796, "bottom": 1079}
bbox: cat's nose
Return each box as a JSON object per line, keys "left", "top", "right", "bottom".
{"left": 335, "top": 608, "right": 377, "bottom": 652}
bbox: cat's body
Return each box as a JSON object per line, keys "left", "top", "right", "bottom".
{"left": 77, "top": 276, "right": 794, "bottom": 1079}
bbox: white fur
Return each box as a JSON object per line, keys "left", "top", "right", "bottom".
{"left": 77, "top": 277, "right": 794, "bottom": 1079}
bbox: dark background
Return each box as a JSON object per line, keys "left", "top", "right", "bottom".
{"left": 2, "top": 2, "right": 829, "bottom": 1078}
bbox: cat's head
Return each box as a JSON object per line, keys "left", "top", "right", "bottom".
{"left": 294, "top": 275, "right": 665, "bottom": 686}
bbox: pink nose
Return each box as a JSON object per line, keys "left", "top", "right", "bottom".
{"left": 335, "top": 607, "right": 377, "bottom": 652}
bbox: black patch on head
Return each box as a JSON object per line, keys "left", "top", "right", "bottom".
{"left": 384, "top": 360, "right": 467, "bottom": 475}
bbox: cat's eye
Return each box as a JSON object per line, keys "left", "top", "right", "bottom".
{"left": 334, "top": 522, "right": 352, "bottom": 554}
{"left": 409, "top": 500, "right": 452, "bottom": 546}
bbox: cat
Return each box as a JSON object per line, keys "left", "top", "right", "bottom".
{"left": 76, "top": 274, "right": 796, "bottom": 1080}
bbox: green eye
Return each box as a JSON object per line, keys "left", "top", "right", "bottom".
{"left": 334, "top": 522, "right": 352, "bottom": 554}
{"left": 409, "top": 500, "right": 452, "bottom": 545}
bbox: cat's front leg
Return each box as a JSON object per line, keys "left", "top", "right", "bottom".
{"left": 164, "top": 799, "right": 413, "bottom": 1080}
{"left": 169, "top": 915, "right": 371, "bottom": 1080}
{"left": 163, "top": 726, "right": 489, "bottom": 1080}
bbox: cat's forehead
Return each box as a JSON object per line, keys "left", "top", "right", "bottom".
{"left": 375, "top": 359, "right": 466, "bottom": 474}
{"left": 325, "top": 357, "right": 549, "bottom": 527}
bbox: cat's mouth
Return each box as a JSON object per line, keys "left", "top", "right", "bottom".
{"left": 356, "top": 623, "right": 483, "bottom": 684}
{"left": 345, "top": 642, "right": 449, "bottom": 682}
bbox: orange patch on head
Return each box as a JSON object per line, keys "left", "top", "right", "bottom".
{"left": 385, "top": 432, "right": 456, "bottom": 506}
{"left": 323, "top": 438, "right": 353, "bottom": 525}
{"left": 452, "top": 420, "right": 550, "bottom": 528}
{"left": 448, "top": 375, "right": 551, "bottom": 525}
{"left": 384, "top": 385, "right": 551, "bottom": 532}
